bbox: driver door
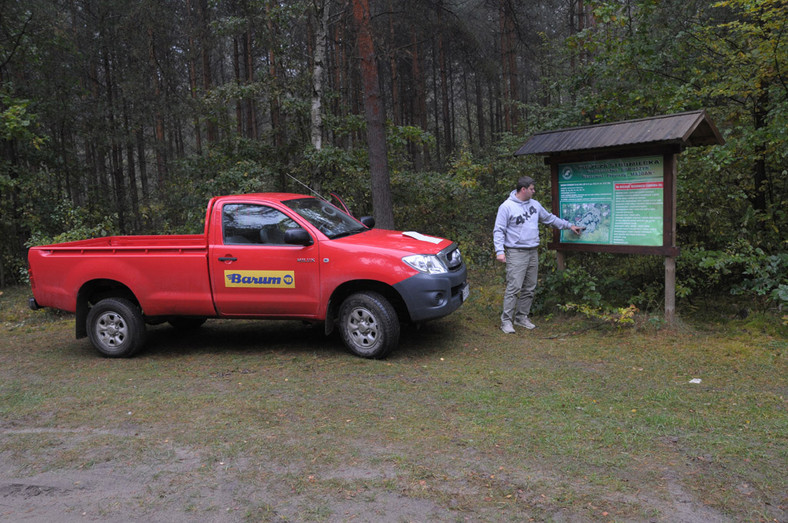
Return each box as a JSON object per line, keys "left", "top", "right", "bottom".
{"left": 209, "top": 202, "right": 320, "bottom": 317}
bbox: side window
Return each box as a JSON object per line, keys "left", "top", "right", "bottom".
{"left": 222, "top": 204, "right": 303, "bottom": 245}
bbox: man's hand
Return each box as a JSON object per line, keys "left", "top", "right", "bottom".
{"left": 569, "top": 225, "right": 584, "bottom": 235}
{"left": 496, "top": 253, "right": 506, "bottom": 263}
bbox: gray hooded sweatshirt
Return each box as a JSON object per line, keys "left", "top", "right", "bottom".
{"left": 493, "top": 190, "right": 573, "bottom": 254}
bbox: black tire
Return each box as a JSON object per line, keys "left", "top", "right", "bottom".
{"left": 86, "top": 297, "right": 146, "bottom": 358}
{"left": 168, "top": 317, "right": 207, "bottom": 330}
{"left": 338, "top": 291, "right": 399, "bottom": 359}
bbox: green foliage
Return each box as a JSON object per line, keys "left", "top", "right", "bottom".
{"left": 1, "top": 88, "right": 51, "bottom": 284}
{"left": 530, "top": 251, "right": 669, "bottom": 314}
{"left": 19, "top": 201, "right": 117, "bottom": 284}
{"left": 297, "top": 143, "right": 370, "bottom": 213}
{"left": 154, "top": 139, "right": 287, "bottom": 233}
{"left": 570, "top": 0, "right": 787, "bottom": 250}
{"left": 531, "top": 0, "right": 787, "bottom": 319}
{"left": 323, "top": 112, "right": 366, "bottom": 141}
{"left": 678, "top": 239, "right": 788, "bottom": 309}
{"left": 391, "top": 169, "right": 477, "bottom": 251}
{"left": 692, "top": 0, "right": 787, "bottom": 109}
{"left": 386, "top": 124, "right": 435, "bottom": 173}
{"left": 197, "top": 158, "right": 280, "bottom": 196}
{"left": 0, "top": 91, "right": 45, "bottom": 149}
{"left": 389, "top": 144, "right": 539, "bottom": 268}
{"left": 558, "top": 302, "right": 639, "bottom": 328}
{"left": 25, "top": 202, "right": 117, "bottom": 248}
{"left": 533, "top": 264, "right": 603, "bottom": 314}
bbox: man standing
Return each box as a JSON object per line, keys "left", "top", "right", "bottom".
{"left": 493, "top": 176, "right": 582, "bottom": 333}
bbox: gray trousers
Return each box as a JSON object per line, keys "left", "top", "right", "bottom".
{"left": 501, "top": 247, "right": 538, "bottom": 325}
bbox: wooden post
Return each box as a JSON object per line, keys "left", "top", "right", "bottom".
{"left": 556, "top": 251, "right": 566, "bottom": 271}
{"left": 665, "top": 256, "right": 676, "bottom": 324}
{"left": 664, "top": 152, "right": 678, "bottom": 325}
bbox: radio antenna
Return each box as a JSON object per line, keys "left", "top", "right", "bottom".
{"left": 286, "top": 173, "right": 328, "bottom": 202}
{"left": 285, "top": 174, "right": 354, "bottom": 216}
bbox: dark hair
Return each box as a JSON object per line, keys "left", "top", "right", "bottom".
{"left": 517, "top": 176, "right": 535, "bottom": 191}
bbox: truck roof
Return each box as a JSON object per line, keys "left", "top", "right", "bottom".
{"left": 213, "top": 193, "right": 314, "bottom": 203}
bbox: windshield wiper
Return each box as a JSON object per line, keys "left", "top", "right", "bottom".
{"left": 329, "top": 227, "right": 367, "bottom": 240}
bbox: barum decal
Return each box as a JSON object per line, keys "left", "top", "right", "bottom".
{"left": 225, "top": 270, "right": 295, "bottom": 288}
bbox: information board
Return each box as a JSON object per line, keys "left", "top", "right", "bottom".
{"left": 557, "top": 156, "right": 664, "bottom": 246}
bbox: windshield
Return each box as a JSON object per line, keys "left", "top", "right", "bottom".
{"left": 283, "top": 198, "right": 367, "bottom": 239}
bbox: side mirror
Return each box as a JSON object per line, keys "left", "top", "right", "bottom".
{"left": 284, "top": 229, "right": 314, "bottom": 246}
{"left": 360, "top": 216, "right": 375, "bottom": 229}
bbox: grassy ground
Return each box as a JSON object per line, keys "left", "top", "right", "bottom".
{"left": 1, "top": 283, "right": 786, "bottom": 522}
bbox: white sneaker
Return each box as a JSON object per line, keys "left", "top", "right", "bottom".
{"left": 500, "top": 322, "right": 515, "bottom": 334}
{"left": 514, "top": 317, "right": 536, "bottom": 330}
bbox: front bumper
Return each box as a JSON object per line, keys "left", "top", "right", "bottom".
{"left": 393, "top": 264, "right": 468, "bottom": 323}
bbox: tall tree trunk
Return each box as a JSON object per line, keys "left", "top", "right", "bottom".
{"left": 311, "top": 0, "right": 329, "bottom": 151}
{"left": 437, "top": 1, "right": 452, "bottom": 155}
{"left": 136, "top": 128, "right": 149, "bottom": 207}
{"left": 245, "top": 28, "right": 258, "bottom": 140}
{"left": 148, "top": 27, "right": 167, "bottom": 188}
{"left": 199, "top": 0, "right": 217, "bottom": 143}
{"left": 476, "top": 73, "right": 485, "bottom": 148}
{"left": 752, "top": 94, "right": 770, "bottom": 211}
{"left": 233, "top": 36, "right": 244, "bottom": 135}
{"left": 310, "top": 0, "right": 330, "bottom": 193}
{"left": 411, "top": 29, "right": 430, "bottom": 168}
{"left": 507, "top": 22, "right": 519, "bottom": 129}
{"left": 186, "top": 0, "right": 203, "bottom": 154}
{"left": 431, "top": 36, "right": 442, "bottom": 165}
{"left": 101, "top": 44, "right": 126, "bottom": 233}
{"left": 352, "top": 0, "right": 394, "bottom": 229}
{"left": 499, "top": 0, "right": 518, "bottom": 131}
{"left": 490, "top": 77, "right": 499, "bottom": 141}
{"left": 331, "top": 23, "right": 344, "bottom": 146}
{"left": 331, "top": 21, "right": 351, "bottom": 148}
{"left": 267, "top": 2, "right": 283, "bottom": 152}
{"left": 387, "top": 0, "right": 400, "bottom": 126}
{"left": 86, "top": 58, "right": 103, "bottom": 207}
{"left": 123, "top": 99, "right": 139, "bottom": 231}
{"left": 463, "top": 67, "right": 473, "bottom": 146}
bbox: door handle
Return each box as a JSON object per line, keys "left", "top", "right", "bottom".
{"left": 218, "top": 256, "right": 237, "bottom": 262}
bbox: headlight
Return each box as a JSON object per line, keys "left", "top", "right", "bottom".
{"left": 402, "top": 254, "right": 448, "bottom": 274}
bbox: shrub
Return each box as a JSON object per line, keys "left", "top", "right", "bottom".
{"left": 678, "top": 239, "right": 788, "bottom": 310}
{"left": 533, "top": 262, "right": 603, "bottom": 314}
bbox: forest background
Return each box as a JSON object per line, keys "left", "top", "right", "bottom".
{"left": 0, "top": 0, "right": 785, "bottom": 317}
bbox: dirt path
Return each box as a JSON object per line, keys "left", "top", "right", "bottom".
{"left": 1, "top": 426, "right": 736, "bottom": 522}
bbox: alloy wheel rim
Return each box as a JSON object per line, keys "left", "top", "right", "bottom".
{"left": 347, "top": 307, "right": 378, "bottom": 348}
{"left": 95, "top": 311, "right": 128, "bottom": 347}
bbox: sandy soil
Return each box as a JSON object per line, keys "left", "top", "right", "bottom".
{"left": 0, "top": 426, "right": 740, "bottom": 523}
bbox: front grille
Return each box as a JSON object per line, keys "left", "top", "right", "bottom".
{"left": 440, "top": 244, "right": 463, "bottom": 271}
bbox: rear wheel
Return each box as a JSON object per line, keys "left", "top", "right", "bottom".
{"left": 338, "top": 291, "right": 399, "bottom": 359}
{"left": 86, "top": 297, "right": 146, "bottom": 357}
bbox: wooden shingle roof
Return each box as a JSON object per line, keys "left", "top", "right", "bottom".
{"left": 514, "top": 110, "right": 724, "bottom": 156}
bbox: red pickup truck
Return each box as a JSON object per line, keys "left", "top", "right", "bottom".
{"left": 28, "top": 193, "right": 468, "bottom": 359}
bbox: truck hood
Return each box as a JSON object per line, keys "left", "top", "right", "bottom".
{"left": 333, "top": 229, "right": 453, "bottom": 255}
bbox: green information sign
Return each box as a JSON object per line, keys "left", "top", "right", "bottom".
{"left": 557, "top": 156, "right": 664, "bottom": 246}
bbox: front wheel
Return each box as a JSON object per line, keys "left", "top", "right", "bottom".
{"left": 338, "top": 292, "right": 399, "bottom": 359}
{"left": 86, "top": 298, "right": 146, "bottom": 357}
